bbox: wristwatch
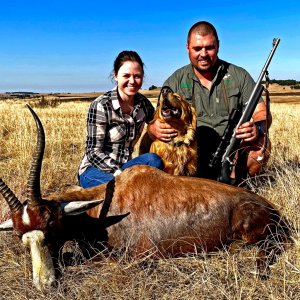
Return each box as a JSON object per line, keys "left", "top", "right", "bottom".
{"left": 255, "top": 121, "right": 265, "bottom": 136}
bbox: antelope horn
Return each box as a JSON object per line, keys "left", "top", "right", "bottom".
{"left": 0, "top": 178, "right": 23, "bottom": 213}
{"left": 26, "top": 105, "right": 45, "bottom": 207}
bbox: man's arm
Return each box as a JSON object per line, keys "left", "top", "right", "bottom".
{"left": 235, "top": 101, "right": 272, "bottom": 142}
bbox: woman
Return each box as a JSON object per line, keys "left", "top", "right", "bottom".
{"left": 78, "top": 50, "right": 163, "bottom": 188}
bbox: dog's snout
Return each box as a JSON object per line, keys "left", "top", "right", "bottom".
{"left": 160, "top": 86, "right": 173, "bottom": 101}
{"left": 162, "top": 92, "right": 169, "bottom": 100}
{"left": 162, "top": 97, "right": 171, "bottom": 108}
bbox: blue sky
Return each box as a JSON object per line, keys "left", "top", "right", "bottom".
{"left": 1, "top": 0, "right": 299, "bottom": 93}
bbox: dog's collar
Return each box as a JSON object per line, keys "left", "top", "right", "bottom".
{"left": 168, "top": 140, "right": 186, "bottom": 147}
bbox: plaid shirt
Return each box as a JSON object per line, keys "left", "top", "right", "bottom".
{"left": 78, "top": 87, "right": 154, "bottom": 176}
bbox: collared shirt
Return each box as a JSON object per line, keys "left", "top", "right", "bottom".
{"left": 78, "top": 87, "right": 154, "bottom": 176}
{"left": 163, "top": 59, "right": 259, "bottom": 136}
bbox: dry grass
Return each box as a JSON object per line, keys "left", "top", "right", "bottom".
{"left": 0, "top": 87, "right": 299, "bottom": 299}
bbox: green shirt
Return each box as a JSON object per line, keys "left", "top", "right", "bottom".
{"left": 163, "top": 59, "right": 258, "bottom": 136}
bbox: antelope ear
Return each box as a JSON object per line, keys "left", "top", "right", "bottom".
{"left": 104, "top": 212, "right": 130, "bottom": 228}
{"left": 0, "top": 218, "right": 13, "bottom": 231}
{"left": 61, "top": 200, "right": 104, "bottom": 216}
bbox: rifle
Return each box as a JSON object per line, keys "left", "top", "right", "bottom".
{"left": 209, "top": 38, "right": 280, "bottom": 185}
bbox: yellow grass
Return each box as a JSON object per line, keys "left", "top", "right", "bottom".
{"left": 0, "top": 89, "right": 299, "bottom": 299}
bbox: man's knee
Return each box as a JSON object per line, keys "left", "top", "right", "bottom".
{"left": 145, "top": 153, "right": 164, "bottom": 169}
{"left": 247, "top": 150, "right": 270, "bottom": 176}
{"left": 239, "top": 138, "right": 271, "bottom": 177}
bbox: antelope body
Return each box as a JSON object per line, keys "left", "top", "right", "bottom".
{"left": 0, "top": 106, "right": 290, "bottom": 290}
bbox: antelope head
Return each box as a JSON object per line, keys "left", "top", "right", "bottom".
{"left": 0, "top": 105, "right": 102, "bottom": 290}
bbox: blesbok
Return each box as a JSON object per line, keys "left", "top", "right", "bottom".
{"left": 0, "top": 105, "right": 290, "bottom": 290}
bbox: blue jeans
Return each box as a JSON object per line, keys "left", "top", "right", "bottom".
{"left": 79, "top": 153, "right": 163, "bottom": 188}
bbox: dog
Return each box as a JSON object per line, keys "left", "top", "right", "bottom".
{"left": 140, "top": 87, "right": 197, "bottom": 176}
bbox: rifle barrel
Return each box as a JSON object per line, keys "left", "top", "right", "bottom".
{"left": 235, "top": 38, "right": 280, "bottom": 131}
{"left": 221, "top": 38, "right": 280, "bottom": 163}
{"left": 212, "top": 38, "right": 281, "bottom": 184}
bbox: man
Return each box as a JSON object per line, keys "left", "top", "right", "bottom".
{"left": 148, "top": 21, "right": 271, "bottom": 184}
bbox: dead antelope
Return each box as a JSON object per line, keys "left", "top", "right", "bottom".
{"left": 0, "top": 105, "right": 290, "bottom": 290}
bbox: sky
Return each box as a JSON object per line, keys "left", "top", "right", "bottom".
{"left": 1, "top": 0, "right": 299, "bottom": 93}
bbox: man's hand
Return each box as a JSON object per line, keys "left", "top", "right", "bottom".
{"left": 235, "top": 101, "right": 269, "bottom": 142}
{"left": 235, "top": 119, "right": 258, "bottom": 142}
{"left": 148, "top": 119, "right": 178, "bottom": 142}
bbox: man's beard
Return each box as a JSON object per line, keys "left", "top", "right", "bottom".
{"left": 192, "top": 57, "right": 218, "bottom": 75}
{"left": 192, "top": 62, "right": 212, "bottom": 74}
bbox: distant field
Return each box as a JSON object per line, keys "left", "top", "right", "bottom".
{"left": 266, "top": 84, "right": 300, "bottom": 103}
{"left": 53, "top": 89, "right": 163, "bottom": 102}
{"left": 39, "top": 84, "right": 300, "bottom": 103}
{"left": 1, "top": 84, "right": 300, "bottom": 104}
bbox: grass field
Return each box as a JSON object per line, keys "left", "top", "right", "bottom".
{"left": 0, "top": 86, "right": 299, "bottom": 299}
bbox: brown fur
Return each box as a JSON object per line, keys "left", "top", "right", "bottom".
{"left": 140, "top": 92, "right": 197, "bottom": 176}
{"left": 49, "top": 165, "right": 290, "bottom": 277}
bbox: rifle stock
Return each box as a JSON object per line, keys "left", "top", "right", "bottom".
{"left": 209, "top": 38, "right": 280, "bottom": 185}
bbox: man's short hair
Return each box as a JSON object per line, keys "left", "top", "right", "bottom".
{"left": 187, "top": 21, "right": 219, "bottom": 45}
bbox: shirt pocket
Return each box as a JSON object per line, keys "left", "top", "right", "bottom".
{"left": 109, "top": 123, "right": 127, "bottom": 142}
{"left": 220, "top": 88, "right": 240, "bottom": 116}
{"left": 135, "top": 109, "right": 146, "bottom": 124}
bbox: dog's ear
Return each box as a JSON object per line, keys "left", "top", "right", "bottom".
{"left": 175, "top": 93, "right": 196, "bottom": 129}
{"left": 173, "top": 93, "right": 182, "bottom": 101}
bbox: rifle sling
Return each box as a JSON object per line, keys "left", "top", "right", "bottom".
{"left": 262, "top": 87, "right": 271, "bottom": 154}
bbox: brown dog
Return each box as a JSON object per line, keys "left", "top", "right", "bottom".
{"left": 140, "top": 87, "right": 197, "bottom": 176}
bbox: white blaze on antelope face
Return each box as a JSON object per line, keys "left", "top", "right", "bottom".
{"left": 22, "top": 230, "right": 56, "bottom": 290}
{"left": 22, "top": 205, "right": 31, "bottom": 226}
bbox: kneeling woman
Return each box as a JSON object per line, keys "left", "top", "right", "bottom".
{"left": 78, "top": 50, "right": 163, "bottom": 188}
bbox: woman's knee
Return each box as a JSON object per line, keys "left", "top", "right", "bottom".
{"left": 79, "top": 167, "right": 114, "bottom": 188}
{"left": 122, "top": 153, "right": 164, "bottom": 170}
{"left": 145, "top": 153, "right": 164, "bottom": 169}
